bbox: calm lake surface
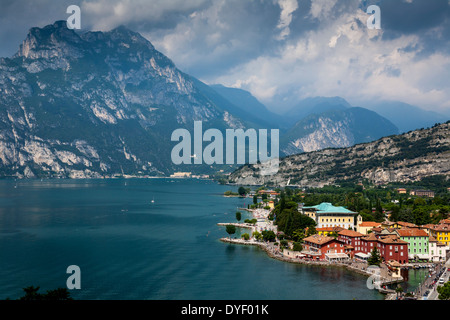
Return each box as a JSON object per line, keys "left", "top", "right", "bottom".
{"left": 0, "top": 179, "right": 425, "bottom": 300}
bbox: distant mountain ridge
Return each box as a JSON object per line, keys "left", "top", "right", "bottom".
{"left": 280, "top": 107, "right": 399, "bottom": 155}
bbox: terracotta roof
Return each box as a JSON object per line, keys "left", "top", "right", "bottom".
{"left": 439, "top": 219, "right": 450, "bottom": 225}
{"left": 361, "top": 233, "right": 378, "bottom": 241}
{"left": 397, "top": 221, "right": 418, "bottom": 228}
{"left": 431, "top": 224, "right": 450, "bottom": 232}
{"left": 316, "top": 226, "right": 345, "bottom": 232}
{"left": 378, "top": 235, "right": 408, "bottom": 244}
{"left": 396, "top": 228, "right": 429, "bottom": 237}
{"left": 303, "top": 234, "right": 337, "bottom": 246}
{"left": 338, "top": 229, "right": 364, "bottom": 237}
{"left": 359, "top": 221, "right": 381, "bottom": 227}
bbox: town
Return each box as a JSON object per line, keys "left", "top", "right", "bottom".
{"left": 219, "top": 184, "right": 450, "bottom": 300}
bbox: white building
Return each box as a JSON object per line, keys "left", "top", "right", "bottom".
{"left": 429, "top": 236, "right": 447, "bottom": 262}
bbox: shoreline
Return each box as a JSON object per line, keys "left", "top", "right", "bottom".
{"left": 219, "top": 237, "right": 400, "bottom": 299}
{"left": 218, "top": 208, "right": 404, "bottom": 300}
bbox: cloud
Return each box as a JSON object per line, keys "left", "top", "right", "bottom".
{"left": 275, "top": 0, "right": 299, "bottom": 40}
{"left": 213, "top": 3, "right": 450, "bottom": 114}
{"left": 0, "top": 0, "right": 448, "bottom": 114}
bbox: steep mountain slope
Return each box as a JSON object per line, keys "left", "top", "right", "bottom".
{"left": 0, "top": 21, "right": 249, "bottom": 178}
{"left": 281, "top": 107, "right": 399, "bottom": 155}
{"left": 209, "top": 84, "right": 286, "bottom": 130}
{"left": 229, "top": 122, "right": 450, "bottom": 187}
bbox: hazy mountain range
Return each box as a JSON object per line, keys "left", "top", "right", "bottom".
{"left": 0, "top": 21, "right": 447, "bottom": 178}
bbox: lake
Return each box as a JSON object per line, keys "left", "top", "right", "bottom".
{"left": 0, "top": 178, "right": 424, "bottom": 300}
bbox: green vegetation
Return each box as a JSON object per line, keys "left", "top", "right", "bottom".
{"left": 299, "top": 177, "right": 450, "bottom": 225}
{"left": 15, "top": 286, "right": 73, "bottom": 300}
{"left": 225, "top": 225, "right": 236, "bottom": 238}
{"left": 437, "top": 281, "right": 450, "bottom": 300}
{"left": 269, "top": 191, "right": 316, "bottom": 239}
{"left": 368, "top": 247, "right": 382, "bottom": 266}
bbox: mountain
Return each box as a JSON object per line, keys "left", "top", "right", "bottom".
{"left": 283, "top": 96, "right": 352, "bottom": 127}
{"left": 229, "top": 121, "right": 450, "bottom": 187}
{"left": 0, "top": 21, "right": 250, "bottom": 178}
{"left": 364, "top": 101, "right": 449, "bottom": 133}
{"left": 209, "top": 84, "right": 286, "bottom": 130}
{"left": 280, "top": 107, "right": 399, "bottom": 155}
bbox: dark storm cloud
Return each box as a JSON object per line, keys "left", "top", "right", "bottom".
{"left": 0, "top": 0, "right": 448, "bottom": 112}
{"left": 0, "top": 0, "right": 83, "bottom": 57}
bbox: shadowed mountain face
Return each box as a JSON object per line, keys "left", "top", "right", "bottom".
{"left": 0, "top": 21, "right": 250, "bottom": 178}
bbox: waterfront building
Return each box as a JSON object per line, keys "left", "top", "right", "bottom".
{"left": 302, "top": 234, "right": 347, "bottom": 261}
{"left": 337, "top": 229, "right": 364, "bottom": 255}
{"left": 302, "top": 202, "right": 362, "bottom": 230}
{"left": 358, "top": 233, "right": 409, "bottom": 264}
{"left": 395, "top": 228, "right": 430, "bottom": 260}
{"left": 376, "top": 236, "right": 409, "bottom": 264}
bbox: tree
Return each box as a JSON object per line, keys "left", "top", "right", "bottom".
{"left": 226, "top": 225, "right": 236, "bottom": 238}
{"left": 395, "top": 285, "right": 403, "bottom": 298}
{"left": 238, "top": 186, "right": 247, "bottom": 196}
{"left": 437, "top": 281, "right": 450, "bottom": 300}
{"left": 18, "top": 286, "right": 73, "bottom": 300}
{"left": 241, "top": 233, "right": 250, "bottom": 241}
{"left": 252, "top": 231, "right": 262, "bottom": 241}
{"left": 235, "top": 211, "right": 242, "bottom": 222}
{"left": 292, "top": 242, "right": 303, "bottom": 252}
{"left": 262, "top": 230, "right": 276, "bottom": 242}
{"left": 253, "top": 195, "right": 258, "bottom": 205}
{"left": 306, "top": 225, "right": 317, "bottom": 236}
{"left": 368, "top": 247, "right": 382, "bottom": 266}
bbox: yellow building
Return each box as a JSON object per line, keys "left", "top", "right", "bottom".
{"left": 302, "top": 203, "right": 362, "bottom": 230}
{"left": 430, "top": 224, "right": 450, "bottom": 246}
{"left": 356, "top": 221, "right": 381, "bottom": 235}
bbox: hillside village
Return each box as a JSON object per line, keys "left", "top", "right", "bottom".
{"left": 220, "top": 183, "right": 450, "bottom": 299}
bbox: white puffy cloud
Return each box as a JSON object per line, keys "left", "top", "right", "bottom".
{"left": 276, "top": 0, "right": 299, "bottom": 40}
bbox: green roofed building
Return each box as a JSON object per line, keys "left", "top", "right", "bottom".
{"left": 301, "top": 202, "right": 362, "bottom": 230}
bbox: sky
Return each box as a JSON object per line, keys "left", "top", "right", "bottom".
{"left": 0, "top": 0, "right": 449, "bottom": 115}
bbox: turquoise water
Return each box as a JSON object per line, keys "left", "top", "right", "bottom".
{"left": 0, "top": 179, "right": 389, "bottom": 300}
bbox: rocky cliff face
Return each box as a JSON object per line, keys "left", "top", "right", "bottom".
{"left": 281, "top": 107, "right": 399, "bottom": 155}
{"left": 229, "top": 122, "right": 450, "bottom": 187}
{"left": 0, "top": 21, "right": 245, "bottom": 178}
